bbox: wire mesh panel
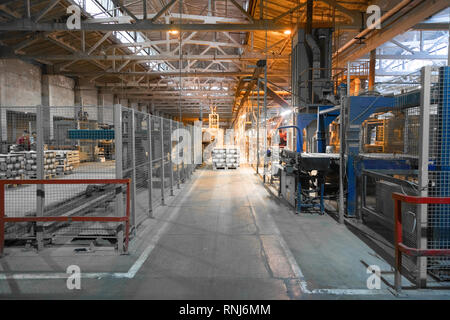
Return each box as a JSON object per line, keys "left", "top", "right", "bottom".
{"left": 1, "top": 104, "right": 196, "bottom": 251}
{"left": 163, "top": 118, "right": 173, "bottom": 195}
{"left": 0, "top": 106, "right": 37, "bottom": 180}
{"left": 170, "top": 120, "right": 180, "bottom": 188}
{"left": 179, "top": 122, "right": 187, "bottom": 182}
{"left": 134, "top": 111, "right": 151, "bottom": 226}
{"left": 45, "top": 106, "right": 116, "bottom": 180}
{"left": 426, "top": 66, "right": 450, "bottom": 281}
{"left": 151, "top": 115, "right": 163, "bottom": 206}
{"left": 359, "top": 67, "right": 450, "bottom": 285}
{"left": 185, "top": 124, "right": 193, "bottom": 177}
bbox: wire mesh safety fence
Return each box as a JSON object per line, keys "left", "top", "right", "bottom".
{"left": 119, "top": 108, "right": 198, "bottom": 230}
{"left": 426, "top": 67, "right": 450, "bottom": 281}
{"left": 150, "top": 115, "right": 163, "bottom": 207}
{"left": 0, "top": 179, "right": 130, "bottom": 255}
{"left": 1, "top": 106, "right": 119, "bottom": 244}
{"left": 162, "top": 118, "right": 173, "bottom": 197}
{"left": 359, "top": 66, "right": 450, "bottom": 286}
{"left": 0, "top": 104, "right": 197, "bottom": 252}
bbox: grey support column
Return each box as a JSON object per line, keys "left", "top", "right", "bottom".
{"left": 130, "top": 109, "right": 137, "bottom": 231}
{"left": 177, "top": 121, "right": 181, "bottom": 189}
{"left": 160, "top": 117, "right": 165, "bottom": 205}
{"left": 36, "top": 106, "right": 45, "bottom": 251}
{"left": 113, "top": 104, "right": 124, "bottom": 254}
{"left": 169, "top": 120, "right": 174, "bottom": 196}
{"left": 147, "top": 116, "right": 153, "bottom": 218}
{"left": 417, "top": 66, "right": 431, "bottom": 288}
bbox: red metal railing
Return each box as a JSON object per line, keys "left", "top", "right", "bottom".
{"left": 0, "top": 179, "right": 131, "bottom": 256}
{"left": 392, "top": 192, "right": 450, "bottom": 292}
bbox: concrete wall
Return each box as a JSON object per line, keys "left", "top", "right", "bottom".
{"left": 42, "top": 75, "right": 75, "bottom": 107}
{"left": 0, "top": 59, "right": 42, "bottom": 143}
{"left": 98, "top": 93, "right": 115, "bottom": 124}
{"left": 0, "top": 59, "right": 165, "bottom": 142}
{"left": 0, "top": 59, "right": 41, "bottom": 107}
{"left": 75, "top": 86, "right": 98, "bottom": 107}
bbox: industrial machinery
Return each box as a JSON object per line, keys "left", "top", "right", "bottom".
{"left": 279, "top": 147, "right": 338, "bottom": 214}
{"left": 209, "top": 108, "right": 219, "bottom": 129}
{"left": 342, "top": 66, "right": 450, "bottom": 285}
{"left": 275, "top": 125, "right": 339, "bottom": 214}
{"left": 361, "top": 112, "right": 405, "bottom": 154}
{"left": 276, "top": 24, "right": 341, "bottom": 214}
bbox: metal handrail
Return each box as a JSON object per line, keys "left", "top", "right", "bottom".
{"left": 392, "top": 192, "right": 450, "bottom": 293}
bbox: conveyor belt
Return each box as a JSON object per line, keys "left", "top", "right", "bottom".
{"left": 301, "top": 153, "right": 340, "bottom": 159}
{"left": 359, "top": 153, "right": 418, "bottom": 160}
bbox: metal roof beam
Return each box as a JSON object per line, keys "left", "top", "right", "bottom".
{"left": 0, "top": 20, "right": 294, "bottom": 32}
{"left": 4, "top": 53, "right": 288, "bottom": 61}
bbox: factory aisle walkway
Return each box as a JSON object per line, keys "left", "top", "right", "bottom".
{"left": 101, "top": 166, "right": 302, "bottom": 299}
{"left": 2, "top": 166, "right": 449, "bottom": 299}
{"left": 75, "top": 166, "right": 398, "bottom": 299}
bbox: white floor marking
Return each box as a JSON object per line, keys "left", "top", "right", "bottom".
{"left": 242, "top": 168, "right": 391, "bottom": 296}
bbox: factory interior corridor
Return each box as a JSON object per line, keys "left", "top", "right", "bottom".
{"left": 4, "top": 166, "right": 448, "bottom": 300}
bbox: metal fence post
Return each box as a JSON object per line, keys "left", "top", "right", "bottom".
{"left": 130, "top": 109, "right": 136, "bottom": 231}
{"left": 394, "top": 198, "right": 403, "bottom": 293}
{"left": 190, "top": 125, "right": 194, "bottom": 177}
{"left": 113, "top": 104, "right": 124, "bottom": 254}
{"left": 169, "top": 120, "right": 174, "bottom": 196}
{"left": 36, "top": 105, "right": 44, "bottom": 251}
{"left": 256, "top": 77, "right": 260, "bottom": 174}
{"left": 147, "top": 116, "right": 153, "bottom": 218}
{"left": 0, "top": 182, "right": 4, "bottom": 256}
{"left": 160, "top": 117, "right": 165, "bottom": 205}
{"left": 417, "top": 66, "right": 431, "bottom": 288}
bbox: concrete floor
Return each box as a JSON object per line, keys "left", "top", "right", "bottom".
{"left": 1, "top": 166, "right": 450, "bottom": 299}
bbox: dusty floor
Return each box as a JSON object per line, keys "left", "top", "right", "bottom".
{"left": 0, "top": 167, "right": 449, "bottom": 299}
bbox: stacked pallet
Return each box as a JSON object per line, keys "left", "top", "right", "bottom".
{"left": 0, "top": 151, "right": 77, "bottom": 179}
{"left": 54, "top": 151, "right": 77, "bottom": 175}
{"left": 225, "top": 147, "right": 240, "bottom": 169}
{"left": 0, "top": 154, "right": 25, "bottom": 180}
{"left": 19, "top": 151, "right": 56, "bottom": 179}
{"left": 43, "top": 151, "right": 57, "bottom": 178}
{"left": 212, "top": 148, "right": 226, "bottom": 169}
{"left": 54, "top": 150, "right": 79, "bottom": 175}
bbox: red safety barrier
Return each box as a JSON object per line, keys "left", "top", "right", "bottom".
{"left": 0, "top": 179, "right": 131, "bottom": 256}
{"left": 392, "top": 192, "right": 450, "bottom": 292}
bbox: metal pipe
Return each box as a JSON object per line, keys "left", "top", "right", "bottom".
{"left": 334, "top": 0, "right": 413, "bottom": 57}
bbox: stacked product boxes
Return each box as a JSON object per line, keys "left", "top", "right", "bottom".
{"left": 212, "top": 148, "right": 226, "bottom": 169}
{"left": 212, "top": 147, "right": 240, "bottom": 169}
{"left": 225, "top": 147, "right": 240, "bottom": 169}
{"left": 0, "top": 150, "right": 79, "bottom": 180}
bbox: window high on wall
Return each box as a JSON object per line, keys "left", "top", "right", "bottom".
{"left": 73, "top": 0, "right": 170, "bottom": 71}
